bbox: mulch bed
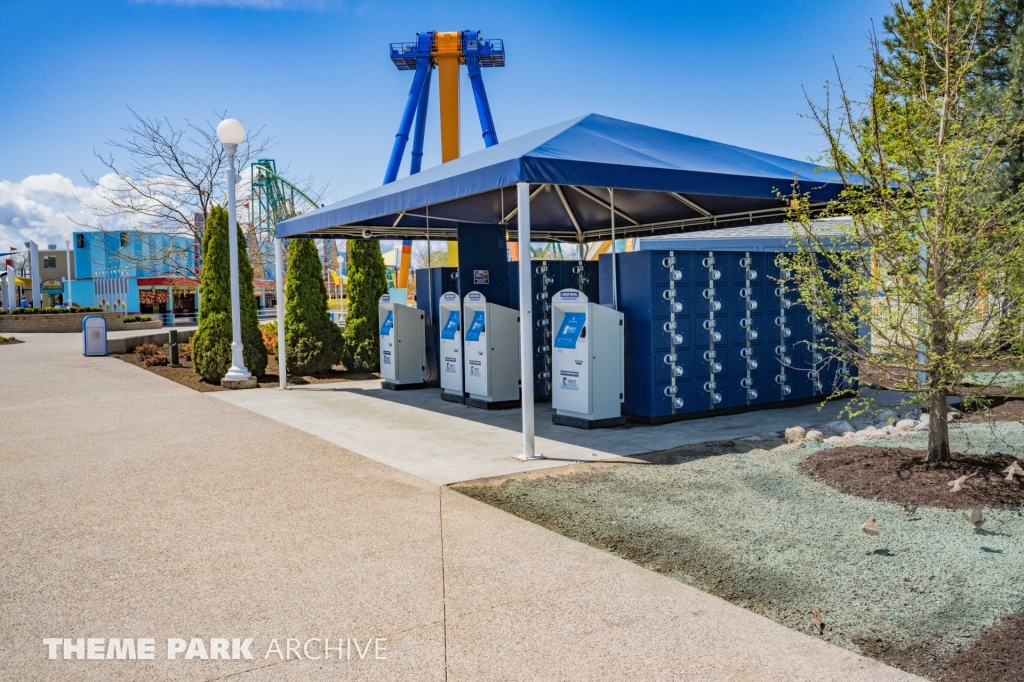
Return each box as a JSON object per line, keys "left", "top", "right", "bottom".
{"left": 935, "top": 610, "right": 1024, "bottom": 682}
{"left": 114, "top": 344, "right": 378, "bottom": 392}
{"left": 960, "top": 399, "right": 1024, "bottom": 424}
{"left": 799, "top": 446, "right": 1024, "bottom": 509}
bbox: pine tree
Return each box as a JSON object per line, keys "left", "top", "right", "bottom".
{"left": 284, "top": 238, "right": 342, "bottom": 374}
{"left": 341, "top": 239, "right": 388, "bottom": 372}
{"left": 191, "top": 205, "right": 267, "bottom": 382}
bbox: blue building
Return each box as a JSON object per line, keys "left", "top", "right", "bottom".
{"left": 63, "top": 231, "right": 197, "bottom": 313}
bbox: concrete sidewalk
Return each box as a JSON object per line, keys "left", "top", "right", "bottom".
{"left": 0, "top": 333, "right": 922, "bottom": 681}
{"left": 213, "top": 379, "right": 869, "bottom": 485}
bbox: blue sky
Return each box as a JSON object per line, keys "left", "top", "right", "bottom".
{"left": 0, "top": 0, "right": 892, "bottom": 246}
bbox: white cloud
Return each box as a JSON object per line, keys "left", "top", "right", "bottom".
{"left": 0, "top": 174, "right": 126, "bottom": 250}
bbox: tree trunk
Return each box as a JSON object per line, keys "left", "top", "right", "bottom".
{"left": 926, "top": 388, "right": 950, "bottom": 462}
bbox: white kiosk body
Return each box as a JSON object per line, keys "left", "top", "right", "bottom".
{"left": 438, "top": 291, "right": 464, "bottom": 402}
{"left": 550, "top": 289, "right": 626, "bottom": 428}
{"left": 462, "top": 291, "right": 521, "bottom": 408}
{"left": 378, "top": 294, "right": 426, "bottom": 389}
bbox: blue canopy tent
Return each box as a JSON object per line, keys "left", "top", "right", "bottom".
{"left": 275, "top": 114, "right": 847, "bottom": 460}
{"left": 276, "top": 114, "right": 844, "bottom": 242}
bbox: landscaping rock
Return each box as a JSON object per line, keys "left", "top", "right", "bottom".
{"left": 877, "top": 409, "right": 898, "bottom": 424}
{"left": 758, "top": 432, "right": 781, "bottom": 441}
{"left": 948, "top": 411, "right": 961, "bottom": 422}
{"left": 894, "top": 419, "right": 916, "bottom": 431}
{"left": 873, "top": 422, "right": 890, "bottom": 430}
{"left": 805, "top": 430, "right": 824, "bottom": 443}
{"left": 825, "top": 421, "right": 854, "bottom": 436}
{"left": 785, "top": 426, "right": 806, "bottom": 443}
{"left": 825, "top": 436, "right": 844, "bottom": 445}
{"left": 741, "top": 436, "right": 763, "bottom": 442}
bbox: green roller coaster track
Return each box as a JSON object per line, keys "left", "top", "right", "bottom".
{"left": 249, "top": 159, "right": 321, "bottom": 234}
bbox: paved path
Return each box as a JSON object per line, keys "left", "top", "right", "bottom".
{"left": 213, "top": 380, "right": 866, "bottom": 485}
{"left": 0, "top": 333, "right": 923, "bottom": 681}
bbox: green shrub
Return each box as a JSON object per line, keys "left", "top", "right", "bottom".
{"left": 284, "top": 239, "right": 343, "bottom": 374}
{"left": 191, "top": 205, "right": 268, "bottom": 382}
{"left": 124, "top": 315, "right": 152, "bottom": 323}
{"left": 341, "top": 239, "right": 388, "bottom": 373}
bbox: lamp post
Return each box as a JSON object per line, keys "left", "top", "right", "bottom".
{"left": 63, "top": 233, "right": 73, "bottom": 307}
{"left": 216, "top": 118, "right": 254, "bottom": 388}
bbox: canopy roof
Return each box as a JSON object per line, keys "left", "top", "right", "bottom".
{"left": 277, "top": 114, "right": 844, "bottom": 242}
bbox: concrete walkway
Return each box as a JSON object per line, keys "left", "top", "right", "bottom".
{"left": 213, "top": 380, "right": 873, "bottom": 485}
{"left": 0, "top": 333, "right": 922, "bottom": 681}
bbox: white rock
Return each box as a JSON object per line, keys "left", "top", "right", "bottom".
{"left": 947, "top": 411, "right": 960, "bottom": 422}
{"left": 805, "top": 430, "right": 825, "bottom": 443}
{"left": 825, "top": 436, "right": 844, "bottom": 445}
{"left": 919, "top": 414, "right": 931, "bottom": 426}
{"left": 894, "top": 419, "right": 916, "bottom": 431}
{"left": 873, "top": 422, "right": 890, "bottom": 430}
{"left": 857, "top": 427, "right": 879, "bottom": 438}
{"left": 785, "top": 426, "right": 806, "bottom": 443}
{"left": 826, "top": 421, "right": 855, "bottom": 436}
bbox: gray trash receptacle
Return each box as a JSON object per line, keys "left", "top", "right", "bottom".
{"left": 82, "top": 315, "right": 108, "bottom": 356}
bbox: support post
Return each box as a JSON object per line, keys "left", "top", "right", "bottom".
{"left": 409, "top": 65, "right": 433, "bottom": 175}
{"left": 516, "top": 182, "right": 542, "bottom": 460}
{"left": 27, "top": 240, "right": 40, "bottom": 308}
{"left": 275, "top": 237, "right": 287, "bottom": 390}
{"left": 383, "top": 58, "right": 431, "bottom": 185}
{"left": 609, "top": 188, "right": 618, "bottom": 311}
{"left": 465, "top": 55, "right": 499, "bottom": 147}
{"left": 223, "top": 144, "right": 252, "bottom": 384}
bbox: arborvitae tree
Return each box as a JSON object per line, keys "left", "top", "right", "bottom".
{"left": 284, "top": 238, "right": 342, "bottom": 374}
{"left": 341, "top": 239, "right": 388, "bottom": 372}
{"left": 191, "top": 205, "right": 267, "bottom": 382}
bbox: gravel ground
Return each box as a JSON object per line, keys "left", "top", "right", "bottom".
{"left": 455, "top": 421, "right": 1024, "bottom": 679}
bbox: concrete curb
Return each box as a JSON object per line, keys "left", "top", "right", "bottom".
{"left": 107, "top": 328, "right": 196, "bottom": 354}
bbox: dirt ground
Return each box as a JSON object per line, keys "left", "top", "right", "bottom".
{"left": 801, "top": 446, "right": 1024, "bottom": 509}
{"left": 937, "top": 610, "right": 1024, "bottom": 682}
{"left": 113, "top": 343, "right": 378, "bottom": 392}
{"left": 454, "top": 431, "right": 1024, "bottom": 681}
{"left": 960, "top": 399, "right": 1024, "bottom": 423}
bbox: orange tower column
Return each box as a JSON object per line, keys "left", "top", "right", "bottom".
{"left": 434, "top": 31, "right": 462, "bottom": 266}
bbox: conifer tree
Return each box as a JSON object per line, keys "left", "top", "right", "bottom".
{"left": 191, "top": 205, "right": 267, "bottom": 382}
{"left": 341, "top": 239, "right": 389, "bottom": 372}
{"left": 284, "top": 238, "right": 342, "bottom": 374}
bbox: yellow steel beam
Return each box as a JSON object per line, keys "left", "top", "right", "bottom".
{"left": 433, "top": 31, "right": 463, "bottom": 266}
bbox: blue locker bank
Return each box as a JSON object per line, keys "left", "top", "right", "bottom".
{"left": 600, "top": 232, "right": 855, "bottom": 423}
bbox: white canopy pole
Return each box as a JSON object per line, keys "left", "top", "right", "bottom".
{"left": 516, "top": 182, "right": 543, "bottom": 460}
{"left": 275, "top": 238, "right": 288, "bottom": 390}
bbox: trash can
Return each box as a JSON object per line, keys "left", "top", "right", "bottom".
{"left": 82, "top": 315, "right": 108, "bottom": 356}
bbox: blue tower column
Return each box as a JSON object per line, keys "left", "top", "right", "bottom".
{"left": 384, "top": 57, "right": 432, "bottom": 185}
{"left": 409, "top": 66, "right": 433, "bottom": 175}
{"left": 465, "top": 54, "right": 499, "bottom": 147}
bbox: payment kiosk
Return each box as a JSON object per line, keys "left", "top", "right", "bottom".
{"left": 550, "top": 289, "right": 625, "bottom": 428}
{"left": 462, "top": 291, "right": 521, "bottom": 409}
{"left": 378, "top": 294, "right": 427, "bottom": 390}
{"left": 438, "top": 291, "right": 464, "bottom": 403}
